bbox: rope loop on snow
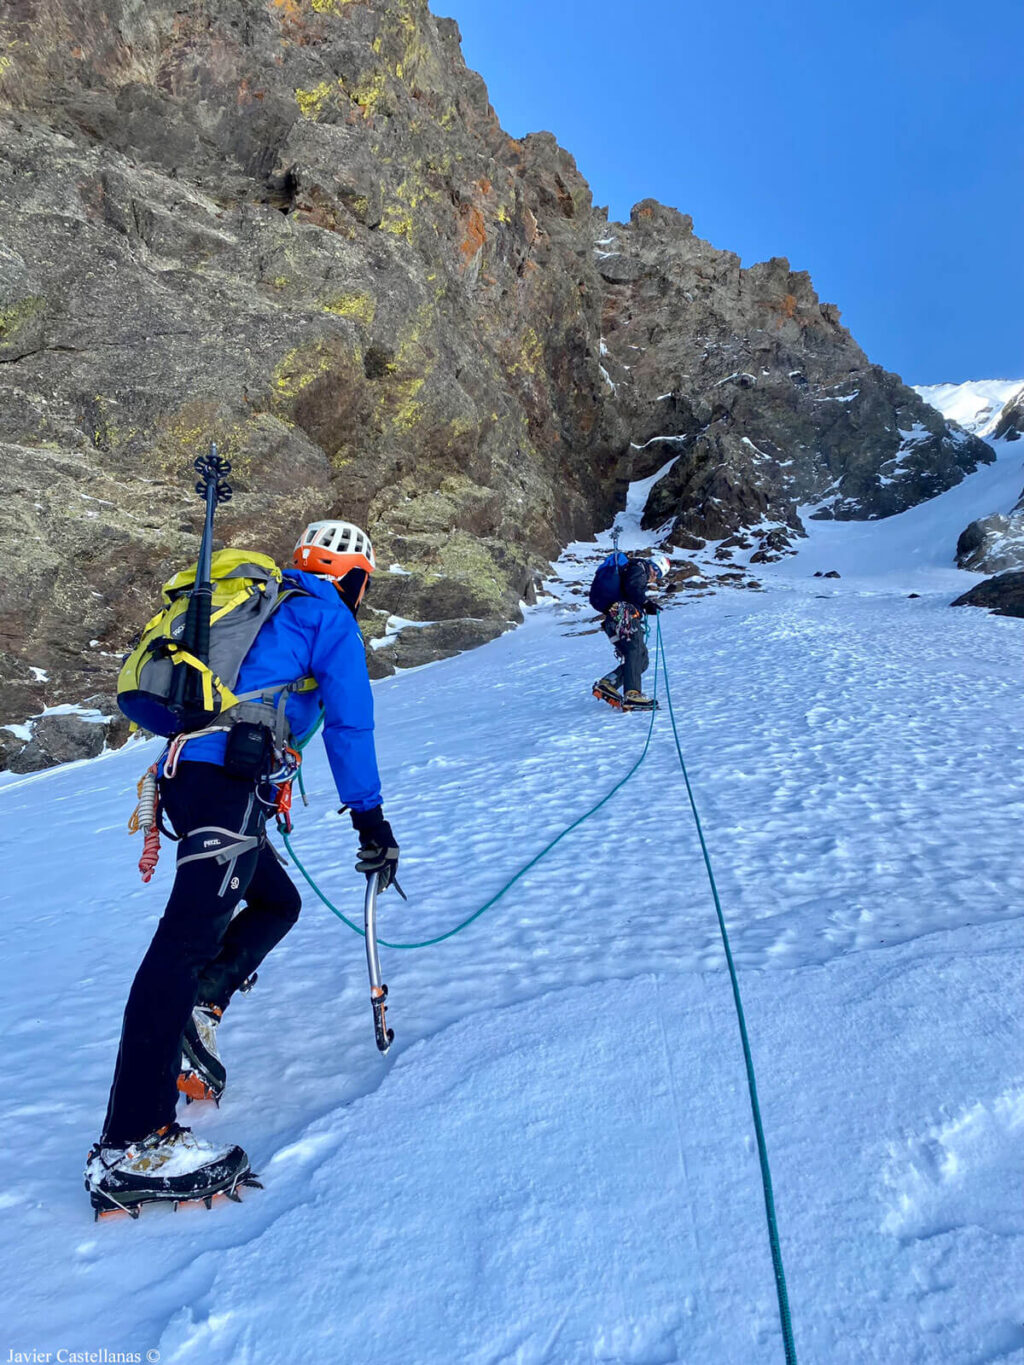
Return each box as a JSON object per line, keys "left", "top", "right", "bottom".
{"left": 280, "top": 629, "right": 663, "bottom": 949}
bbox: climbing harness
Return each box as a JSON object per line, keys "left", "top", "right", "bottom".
{"left": 607, "top": 600, "right": 641, "bottom": 646}
{"left": 164, "top": 723, "right": 231, "bottom": 779}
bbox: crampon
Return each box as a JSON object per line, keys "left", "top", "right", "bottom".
{"left": 592, "top": 678, "right": 623, "bottom": 710}
{"left": 90, "top": 1171, "right": 263, "bottom": 1220}
{"left": 177, "top": 1069, "right": 222, "bottom": 1105}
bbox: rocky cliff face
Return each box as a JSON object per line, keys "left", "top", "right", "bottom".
{"left": 596, "top": 202, "right": 992, "bottom": 563}
{"left": 0, "top": 0, "right": 993, "bottom": 769}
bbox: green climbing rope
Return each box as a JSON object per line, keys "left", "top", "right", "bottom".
{"left": 655, "top": 617, "right": 798, "bottom": 1365}
{"left": 279, "top": 628, "right": 663, "bottom": 950}
{"left": 282, "top": 615, "right": 797, "bottom": 1363}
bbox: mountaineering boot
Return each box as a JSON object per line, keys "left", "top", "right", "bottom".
{"left": 592, "top": 676, "right": 623, "bottom": 709}
{"left": 622, "top": 689, "right": 659, "bottom": 712}
{"left": 179, "top": 1003, "right": 226, "bottom": 1103}
{"left": 85, "top": 1122, "right": 258, "bottom": 1218}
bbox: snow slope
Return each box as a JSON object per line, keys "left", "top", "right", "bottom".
{"left": 2, "top": 452, "right": 1024, "bottom": 1364}
{"left": 915, "top": 378, "right": 1024, "bottom": 438}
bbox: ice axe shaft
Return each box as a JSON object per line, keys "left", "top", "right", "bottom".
{"left": 169, "top": 442, "right": 233, "bottom": 717}
{"left": 181, "top": 443, "right": 233, "bottom": 666}
{"left": 364, "top": 873, "right": 394, "bottom": 1054}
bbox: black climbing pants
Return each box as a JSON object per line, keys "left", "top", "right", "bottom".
{"left": 602, "top": 615, "right": 650, "bottom": 695}
{"left": 101, "top": 762, "right": 301, "bottom": 1148}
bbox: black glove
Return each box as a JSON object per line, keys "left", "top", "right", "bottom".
{"left": 350, "top": 806, "right": 400, "bottom": 891}
{"left": 644, "top": 600, "right": 661, "bottom": 615}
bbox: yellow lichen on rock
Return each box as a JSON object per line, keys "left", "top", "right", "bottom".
{"left": 272, "top": 342, "right": 334, "bottom": 402}
{"left": 426, "top": 532, "right": 508, "bottom": 613}
{"left": 348, "top": 68, "right": 388, "bottom": 114}
{"left": 380, "top": 205, "right": 415, "bottom": 241}
{"left": 389, "top": 376, "right": 425, "bottom": 432}
{"left": 294, "top": 80, "right": 338, "bottom": 120}
{"left": 379, "top": 164, "right": 442, "bottom": 241}
{"left": 323, "top": 292, "right": 376, "bottom": 325}
{"left": 508, "top": 327, "right": 543, "bottom": 377}
{"left": 0, "top": 295, "right": 45, "bottom": 340}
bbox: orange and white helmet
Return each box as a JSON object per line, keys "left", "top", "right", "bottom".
{"left": 293, "top": 520, "right": 376, "bottom": 579}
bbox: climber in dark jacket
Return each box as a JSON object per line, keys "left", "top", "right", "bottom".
{"left": 592, "top": 553, "right": 670, "bottom": 711}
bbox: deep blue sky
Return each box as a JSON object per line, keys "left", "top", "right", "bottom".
{"left": 436, "top": 0, "right": 1023, "bottom": 385}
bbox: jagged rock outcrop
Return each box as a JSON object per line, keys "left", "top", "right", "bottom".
{"left": 0, "top": 0, "right": 995, "bottom": 766}
{"left": 952, "top": 572, "right": 1024, "bottom": 619}
{"left": 991, "top": 389, "right": 1024, "bottom": 443}
{"left": 954, "top": 386, "right": 1024, "bottom": 576}
{"left": 596, "top": 202, "right": 993, "bottom": 560}
{"left": 956, "top": 509, "right": 1024, "bottom": 575}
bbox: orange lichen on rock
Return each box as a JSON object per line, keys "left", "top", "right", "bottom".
{"left": 460, "top": 204, "right": 487, "bottom": 260}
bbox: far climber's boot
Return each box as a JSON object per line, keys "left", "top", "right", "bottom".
{"left": 592, "top": 677, "right": 623, "bottom": 709}
{"left": 179, "top": 1003, "right": 226, "bottom": 1103}
{"left": 622, "top": 689, "right": 659, "bottom": 712}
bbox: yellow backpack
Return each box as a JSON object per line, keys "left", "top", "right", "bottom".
{"left": 117, "top": 549, "right": 311, "bottom": 738}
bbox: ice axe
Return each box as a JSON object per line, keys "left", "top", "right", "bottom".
{"left": 169, "top": 442, "right": 233, "bottom": 719}
{"left": 363, "top": 871, "right": 394, "bottom": 1054}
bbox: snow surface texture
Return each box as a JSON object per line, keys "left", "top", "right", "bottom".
{"left": 3, "top": 449, "right": 1024, "bottom": 1363}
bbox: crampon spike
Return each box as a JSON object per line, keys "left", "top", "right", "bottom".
{"left": 91, "top": 1172, "right": 261, "bottom": 1221}
{"left": 95, "top": 1204, "right": 141, "bottom": 1222}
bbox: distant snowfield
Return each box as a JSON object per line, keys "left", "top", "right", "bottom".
{"left": 773, "top": 425, "right": 1024, "bottom": 592}
{"left": 915, "top": 377, "right": 1024, "bottom": 438}
{"left": 3, "top": 439, "right": 1024, "bottom": 1363}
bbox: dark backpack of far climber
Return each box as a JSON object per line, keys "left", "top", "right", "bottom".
{"left": 588, "top": 551, "right": 628, "bottom": 613}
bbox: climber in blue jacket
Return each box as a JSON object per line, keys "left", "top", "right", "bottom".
{"left": 87, "top": 520, "right": 398, "bottom": 1215}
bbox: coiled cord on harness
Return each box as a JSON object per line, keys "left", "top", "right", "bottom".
{"left": 127, "top": 766, "right": 162, "bottom": 883}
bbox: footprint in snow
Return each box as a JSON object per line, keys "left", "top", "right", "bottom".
{"left": 882, "top": 1086, "right": 1024, "bottom": 1242}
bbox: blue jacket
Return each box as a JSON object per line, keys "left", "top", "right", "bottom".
{"left": 175, "top": 570, "right": 383, "bottom": 812}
